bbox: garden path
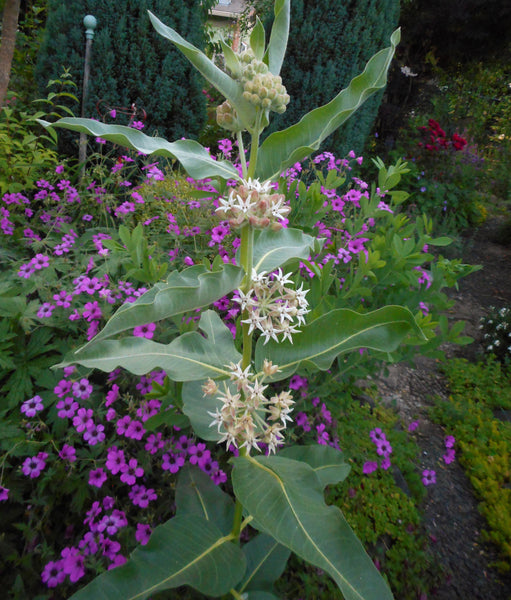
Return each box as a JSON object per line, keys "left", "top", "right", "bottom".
{"left": 376, "top": 218, "right": 511, "bottom": 599}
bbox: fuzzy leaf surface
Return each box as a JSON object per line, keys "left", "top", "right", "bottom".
{"left": 255, "top": 305, "right": 422, "bottom": 381}
{"left": 61, "top": 311, "right": 240, "bottom": 380}
{"left": 68, "top": 515, "right": 245, "bottom": 600}
{"left": 38, "top": 118, "right": 240, "bottom": 181}
{"left": 238, "top": 533, "right": 291, "bottom": 594}
{"left": 278, "top": 445, "right": 350, "bottom": 487}
{"left": 232, "top": 455, "right": 394, "bottom": 600}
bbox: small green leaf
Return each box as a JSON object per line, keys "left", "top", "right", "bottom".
{"left": 250, "top": 17, "right": 266, "bottom": 61}
{"left": 68, "top": 516, "right": 246, "bottom": 600}
{"left": 265, "top": 0, "right": 290, "bottom": 75}
{"left": 38, "top": 118, "right": 240, "bottom": 182}
{"left": 247, "top": 227, "right": 318, "bottom": 274}
{"left": 238, "top": 533, "right": 290, "bottom": 594}
{"left": 176, "top": 465, "right": 235, "bottom": 536}
{"left": 255, "top": 306, "right": 423, "bottom": 381}
{"left": 278, "top": 445, "right": 350, "bottom": 487}
{"left": 232, "top": 455, "right": 393, "bottom": 600}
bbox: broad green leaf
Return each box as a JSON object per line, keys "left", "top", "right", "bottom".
{"left": 37, "top": 118, "right": 240, "bottom": 182}
{"left": 232, "top": 455, "right": 393, "bottom": 600}
{"left": 278, "top": 445, "right": 350, "bottom": 487}
{"left": 175, "top": 465, "right": 234, "bottom": 536}
{"left": 143, "top": 409, "right": 189, "bottom": 432}
{"left": 221, "top": 39, "right": 242, "bottom": 79}
{"left": 85, "top": 263, "right": 244, "bottom": 345}
{"left": 238, "top": 533, "right": 291, "bottom": 594}
{"left": 60, "top": 311, "right": 241, "bottom": 381}
{"left": 68, "top": 515, "right": 245, "bottom": 600}
{"left": 265, "top": 0, "right": 290, "bottom": 75}
{"left": 255, "top": 305, "right": 423, "bottom": 381}
{"left": 245, "top": 227, "right": 318, "bottom": 274}
{"left": 147, "top": 11, "right": 256, "bottom": 130}
{"left": 255, "top": 29, "right": 400, "bottom": 182}
{"left": 250, "top": 17, "right": 266, "bottom": 61}
{"left": 182, "top": 379, "right": 222, "bottom": 441}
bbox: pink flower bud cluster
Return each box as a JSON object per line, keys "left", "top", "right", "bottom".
{"left": 206, "top": 360, "right": 294, "bottom": 454}
{"left": 216, "top": 178, "right": 290, "bottom": 230}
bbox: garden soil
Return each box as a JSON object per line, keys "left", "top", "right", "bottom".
{"left": 375, "top": 218, "right": 511, "bottom": 600}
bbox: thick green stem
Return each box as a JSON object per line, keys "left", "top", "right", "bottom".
{"left": 246, "top": 127, "right": 260, "bottom": 180}
{"left": 236, "top": 130, "right": 248, "bottom": 179}
{"left": 231, "top": 446, "right": 248, "bottom": 541}
{"left": 239, "top": 224, "right": 254, "bottom": 370}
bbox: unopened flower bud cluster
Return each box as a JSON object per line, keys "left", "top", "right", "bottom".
{"left": 216, "top": 178, "right": 290, "bottom": 230}
{"left": 206, "top": 360, "right": 294, "bottom": 453}
{"left": 235, "top": 268, "right": 309, "bottom": 344}
{"left": 216, "top": 100, "right": 243, "bottom": 132}
{"left": 239, "top": 50, "right": 290, "bottom": 114}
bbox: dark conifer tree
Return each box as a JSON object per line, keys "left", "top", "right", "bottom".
{"left": 266, "top": 0, "right": 400, "bottom": 157}
{"left": 35, "top": 0, "right": 207, "bottom": 148}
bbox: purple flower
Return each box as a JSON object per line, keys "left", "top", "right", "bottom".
{"left": 21, "top": 395, "right": 44, "bottom": 417}
{"left": 188, "top": 443, "right": 211, "bottom": 467}
{"left": 37, "top": 302, "right": 55, "bottom": 318}
{"left": 375, "top": 439, "right": 393, "bottom": 457}
{"left": 444, "top": 435, "right": 456, "bottom": 449}
{"left": 57, "top": 396, "right": 78, "bottom": 419}
{"left": 97, "top": 510, "right": 127, "bottom": 535}
{"left": 125, "top": 419, "right": 146, "bottom": 440}
{"left": 145, "top": 432, "right": 165, "bottom": 454}
{"left": 59, "top": 443, "right": 77, "bottom": 462}
{"left": 161, "top": 452, "right": 185, "bottom": 474}
{"left": 120, "top": 458, "right": 144, "bottom": 485}
{"left": 30, "top": 253, "right": 50, "bottom": 269}
{"left": 408, "top": 420, "right": 419, "bottom": 432}
{"left": 72, "top": 378, "right": 93, "bottom": 399}
{"left": 0, "top": 486, "right": 9, "bottom": 501}
{"left": 17, "top": 263, "right": 35, "bottom": 278}
{"left": 89, "top": 467, "right": 107, "bottom": 488}
{"left": 83, "top": 423, "right": 105, "bottom": 446}
{"left": 380, "top": 457, "right": 391, "bottom": 470}
{"left": 135, "top": 523, "right": 152, "bottom": 545}
{"left": 22, "top": 453, "right": 48, "bottom": 478}
{"left": 369, "top": 428, "right": 386, "bottom": 443}
{"left": 83, "top": 301, "right": 102, "bottom": 322}
{"left": 106, "top": 447, "right": 125, "bottom": 475}
{"left": 295, "top": 411, "right": 311, "bottom": 432}
{"left": 105, "top": 384, "right": 120, "bottom": 407}
{"left": 316, "top": 423, "right": 330, "bottom": 445}
{"left": 363, "top": 461, "right": 378, "bottom": 475}
{"left": 61, "top": 546, "right": 85, "bottom": 582}
{"left": 73, "top": 407, "right": 94, "bottom": 432}
{"left": 443, "top": 449, "right": 456, "bottom": 465}
{"left": 41, "top": 560, "right": 66, "bottom": 588}
{"left": 129, "top": 484, "right": 157, "bottom": 508}
{"left": 422, "top": 469, "right": 436, "bottom": 486}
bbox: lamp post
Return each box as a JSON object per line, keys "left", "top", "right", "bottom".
{"left": 79, "top": 14, "right": 97, "bottom": 170}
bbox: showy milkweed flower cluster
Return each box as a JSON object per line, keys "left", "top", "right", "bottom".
{"left": 235, "top": 268, "right": 309, "bottom": 344}
{"left": 479, "top": 305, "right": 511, "bottom": 363}
{"left": 206, "top": 360, "right": 294, "bottom": 454}
{"left": 216, "top": 178, "right": 290, "bottom": 230}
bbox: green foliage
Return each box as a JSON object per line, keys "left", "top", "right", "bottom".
{"left": 35, "top": 0, "right": 208, "bottom": 151}
{"left": 431, "top": 357, "right": 511, "bottom": 571}
{"left": 264, "top": 0, "right": 400, "bottom": 157}
{"left": 0, "top": 71, "right": 77, "bottom": 193}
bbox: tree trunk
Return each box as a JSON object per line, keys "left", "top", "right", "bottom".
{"left": 0, "top": 0, "right": 21, "bottom": 108}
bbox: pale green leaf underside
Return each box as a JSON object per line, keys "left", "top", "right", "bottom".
{"left": 37, "top": 118, "right": 240, "bottom": 182}
{"left": 265, "top": 0, "right": 290, "bottom": 76}
{"left": 238, "top": 533, "right": 291, "bottom": 594}
{"left": 87, "top": 264, "right": 244, "bottom": 345}
{"left": 255, "top": 305, "right": 423, "bottom": 381}
{"left": 68, "top": 515, "right": 245, "bottom": 600}
{"left": 278, "top": 445, "right": 350, "bottom": 487}
{"left": 182, "top": 378, "right": 223, "bottom": 442}
{"left": 61, "top": 311, "right": 241, "bottom": 381}
{"left": 255, "top": 29, "right": 400, "bottom": 182}
{"left": 248, "top": 227, "right": 318, "bottom": 274}
{"left": 176, "top": 465, "right": 235, "bottom": 536}
{"left": 232, "top": 455, "right": 394, "bottom": 600}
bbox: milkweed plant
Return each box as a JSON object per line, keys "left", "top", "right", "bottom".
{"left": 39, "top": 2, "right": 421, "bottom": 599}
